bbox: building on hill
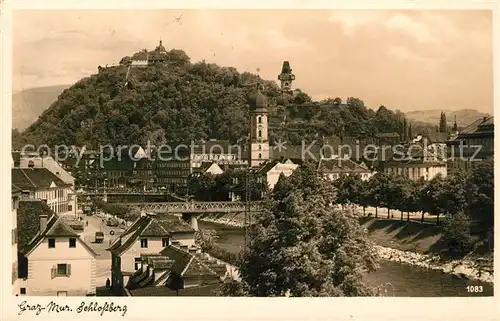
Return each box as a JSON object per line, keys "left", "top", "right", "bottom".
{"left": 277, "top": 61, "right": 295, "bottom": 93}
{"left": 16, "top": 199, "right": 97, "bottom": 296}
{"left": 126, "top": 245, "right": 226, "bottom": 296}
{"left": 248, "top": 89, "right": 271, "bottom": 167}
{"left": 257, "top": 159, "right": 300, "bottom": 190}
{"left": 383, "top": 146, "right": 447, "bottom": 180}
{"left": 107, "top": 212, "right": 196, "bottom": 292}
{"left": 12, "top": 168, "right": 73, "bottom": 215}
{"left": 446, "top": 116, "right": 493, "bottom": 167}
{"left": 318, "top": 157, "right": 373, "bottom": 181}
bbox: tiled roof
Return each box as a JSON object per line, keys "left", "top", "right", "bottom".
{"left": 129, "top": 283, "right": 222, "bottom": 296}
{"left": 108, "top": 215, "right": 194, "bottom": 255}
{"left": 270, "top": 144, "right": 323, "bottom": 161}
{"left": 376, "top": 132, "right": 400, "bottom": 138}
{"left": 191, "top": 140, "right": 240, "bottom": 155}
{"left": 257, "top": 160, "right": 280, "bottom": 174}
{"left": 318, "top": 158, "right": 371, "bottom": 174}
{"left": 12, "top": 184, "right": 22, "bottom": 194}
{"left": 160, "top": 246, "right": 193, "bottom": 275}
{"left": 12, "top": 168, "right": 70, "bottom": 190}
{"left": 17, "top": 199, "right": 97, "bottom": 256}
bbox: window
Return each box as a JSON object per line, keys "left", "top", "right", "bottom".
{"left": 20, "top": 288, "right": 26, "bottom": 295}
{"left": 258, "top": 145, "right": 262, "bottom": 151}
{"left": 69, "top": 238, "right": 76, "bottom": 248}
{"left": 258, "top": 116, "right": 262, "bottom": 124}
{"left": 258, "top": 130, "right": 262, "bottom": 138}
{"left": 134, "top": 258, "right": 141, "bottom": 270}
{"left": 162, "top": 238, "right": 169, "bottom": 247}
{"left": 258, "top": 153, "right": 262, "bottom": 159}
{"left": 48, "top": 238, "right": 55, "bottom": 248}
{"left": 52, "top": 264, "right": 71, "bottom": 278}
{"left": 140, "top": 238, "right": 148, "bottom": 248}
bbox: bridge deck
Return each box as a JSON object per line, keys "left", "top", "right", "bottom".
{"left": 118, "top": 201, "right": 264, "bottom": 214}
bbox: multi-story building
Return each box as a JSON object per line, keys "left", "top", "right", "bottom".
{"left": 318, "top": 157, "right": 373, "bottom": 181}
{"left": 152, "top": 144, "right": 191, "bottom": 192}
{"left": 108, "top": 212, "right": 196, "bottom": 291}
{"left": 12, "top": 151, "right": 78, "bottom": 215}
{"left": 446, "top": 116, "right": 494, "bottom": 169}
{"left": 191, "top": 139, "right": 246, "bottom": 169}
{"left": 384, "top": 147, "right": 447, "bottom": 180}
{"left": 12, "top": 168, "right": 73, "bottom": 215}
{"left": 16, "top": 199, "right": 97, "bottom": 296}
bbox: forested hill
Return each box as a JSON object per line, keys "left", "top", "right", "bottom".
{"left": 15, "top": 47, "right": 414, "bottom": 150}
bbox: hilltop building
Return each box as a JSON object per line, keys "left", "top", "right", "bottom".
{"left": 277, "top": 61, "right": 295, "bottom": 93}
{"left": 130, "top": 40, "right": 169, "bottom": 66}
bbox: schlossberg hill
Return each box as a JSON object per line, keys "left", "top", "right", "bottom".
{"left": 15, "top": 46, "right": 413, "bottom": 150}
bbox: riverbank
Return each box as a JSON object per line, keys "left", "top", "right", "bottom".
{"left": 199, "top": 215, "right": 494, "bottom": 284}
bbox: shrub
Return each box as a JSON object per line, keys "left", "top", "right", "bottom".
{"left": 442, "top": 212, "right": 477, "bottom": 257}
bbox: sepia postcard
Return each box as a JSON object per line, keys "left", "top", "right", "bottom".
{"left": 1, "top": 0, "right": 498, "bottom": 320}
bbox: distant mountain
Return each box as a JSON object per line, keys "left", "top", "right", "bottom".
{"left": 405, "top": 109, "right": 492, "bottom": 128}
{"left": 12, "top": 85, "right": 70, "bottom": 131}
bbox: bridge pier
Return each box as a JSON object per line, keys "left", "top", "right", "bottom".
{"left": 181, "top": 213, "right": 199, "bottom": 231}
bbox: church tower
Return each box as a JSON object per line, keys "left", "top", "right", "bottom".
{"left": 249, "top": 88, "right": 270, "bottom": 167}
{"left": 277, "top": 61, "right": 295, "bottom": 93}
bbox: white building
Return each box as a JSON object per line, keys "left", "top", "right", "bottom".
{"left": 318, "top": 157, "right": 373, "bottom": 181}
{"left": 12, "top": 168, "right": 73, "bottom": 215}
{"left": 258, "top": 159, "right": 300, "bottom": 190}
{"left": 16, "top": 199, "right": 97, "bottom": 296}
{"left": 384, "top": 147, "right": 447, "bottom": 180}
{"left": 108, "top": 213, "right": 196, "bottom": 291}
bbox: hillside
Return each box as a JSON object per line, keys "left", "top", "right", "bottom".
{"left": 12, "top": 85, "right": 70, "bottom": 131}
{"left": 406, "top": 109, "right": 491, "bottom": 128}
{"left": 16, "top": 47, "right": 411, "bottom": 150}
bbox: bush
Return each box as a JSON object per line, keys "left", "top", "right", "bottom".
{"left": 205, "top": 244, "right": 240, "bottom": 266}
{"left": 442, "top": 212, "right": 477, "bottom": 257}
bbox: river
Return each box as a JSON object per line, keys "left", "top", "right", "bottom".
{"left": 198, "top": 221, "right": 493, "bottom": 297}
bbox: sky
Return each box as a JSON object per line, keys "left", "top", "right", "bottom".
{"left": 12, "top": 9, "right": 494, "bottom": 113}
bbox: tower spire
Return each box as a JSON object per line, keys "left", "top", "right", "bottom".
{"left": 277, "top": 61, "right": 295, "bottom": 93}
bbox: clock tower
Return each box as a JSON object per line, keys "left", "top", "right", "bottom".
{"left": 249, "top": 88, "right": 270, "bottom": 167}
{"left": 277, "top": 61, "right": 295, "bottom": 93}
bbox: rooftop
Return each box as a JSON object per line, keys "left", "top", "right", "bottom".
{"left": 12, "top": 168, "right": 71, "bottom": 190}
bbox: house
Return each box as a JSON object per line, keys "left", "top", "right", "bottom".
{"left": 107, "top": 212, "right": 196, "bottom": 292}
{"left": 12, "top": 185, "right": 21, "bottom": 295}
{"left": 192, "top": 162, "right": 223, "bottom": 176}
{"left": 126, "top": 245, "right": 226, "bottom": 296}
{"left": 12, "top": 168, "right": 73, "bottom": 215}
{"left": 16, "top": 199, "right": 97, "bottom": 296}
{"left": 446, "top": 116, "right": 494, "bottom": 165}
{"left": 12, "top": 151, "right": 78, "bottom": 215}
{"left": 257, "top": 159, "right": 300, "bottom": 190}
{"left": 318, "top": 157, "right": 373, "bottom": 181}
{"left": 384, "top": 146, "right": 447, "bottom": 180}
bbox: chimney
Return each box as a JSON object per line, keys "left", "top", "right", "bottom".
{"left": 483, "top": 116, "right": 487, "bottom": 122}
{"left": 40, "top": 214, "right": 48, "bottom": 232}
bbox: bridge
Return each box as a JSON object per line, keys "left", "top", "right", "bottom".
{"left": 118, "top": 201, "right": 264, "bottom": 214}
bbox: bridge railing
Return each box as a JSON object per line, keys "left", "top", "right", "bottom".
{"left": 120, "top": 201, "right": 265, "bottom": 213}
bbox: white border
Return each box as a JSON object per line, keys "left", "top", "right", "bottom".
{"left": 1, "top": 1, "right": 499, "bottom": 320}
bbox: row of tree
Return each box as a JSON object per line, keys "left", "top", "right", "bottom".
{"left": 332, "top": 159, "right": 494, "bottom": 236}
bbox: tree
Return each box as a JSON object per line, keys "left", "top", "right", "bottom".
{"left": 439, "top": 112, "right": 447, "bottom": 133}
{"left": 195, "top": 229, "right": 218, "bottom": 251}
{"left": 236, "top": 166, "right": 378, "bottom": 297}
{"left": 420, "top": 174, "right": 446, "bottom": 224}
{"left": 466, "top": 159, "right": 494, "bottom": 235}
{"left": 334, "top": 173, "right": 362, "bottom": 210}
{"left": 442, "top": 212, "right": 477, "bottom": 258}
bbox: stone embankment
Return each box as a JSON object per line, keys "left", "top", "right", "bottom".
{"left": 200, "top": 217, "right": 245, "bottom": 228}
{"left": 375, "top": 245, "right": 494, "bottom": 284}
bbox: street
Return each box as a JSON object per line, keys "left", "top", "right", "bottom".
{"left": 81, "top": 215, "right": 125, "bottom": 288}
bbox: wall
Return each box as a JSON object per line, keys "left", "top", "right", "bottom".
{"left": 120, "top": 237, "right": 168, "bottom": 273}
{"left": 171, "top": 232, "right": 196, "bottom": 248}
{"left": 24, "top": 237, "right": 96, "bottom": 296}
